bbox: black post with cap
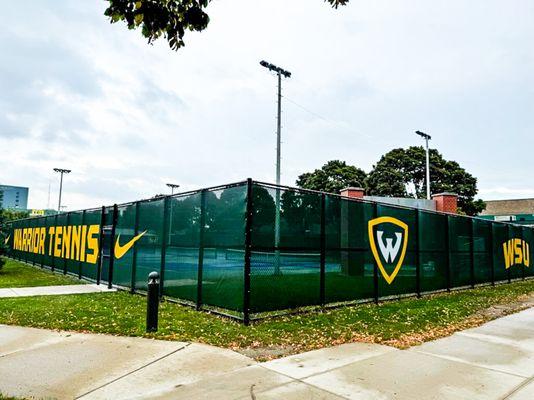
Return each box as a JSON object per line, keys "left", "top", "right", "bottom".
{"left": 146, "top": 271, "right": 160, "bottom": 332}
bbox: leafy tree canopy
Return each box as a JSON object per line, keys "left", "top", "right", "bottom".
{"left": 365, "top": 146, "right": 485, "bottom": 215}
{"left": 297, "top": 160, "right": 367, "bottom": 194}
{"left": 0, "top": 209, "right": 30, "bottom": 268}
{"left": 104, "top": 0, "right": 349, "bottom": 51}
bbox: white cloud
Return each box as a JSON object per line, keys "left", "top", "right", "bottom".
{"left": 1, "top": 0, "right": 533, "bottom": 211}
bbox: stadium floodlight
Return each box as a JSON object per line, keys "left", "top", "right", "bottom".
{"left": 53, "top": 168, "right": 71, "bottom": 213}
{"left": 166, "top": 183, "right": 180, "bottom": 195}
{"left": 260, "top": 60, "right": 292, "bottom": 275}
{"left": 415, "top": 131, "right": 432, "bottom": 200}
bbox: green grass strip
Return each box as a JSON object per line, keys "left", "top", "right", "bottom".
{"left": 0, "top": 258, "right": 82, "bottom": 288}
{"left": 0, "top": 258, "right": 532, "bottom": 360}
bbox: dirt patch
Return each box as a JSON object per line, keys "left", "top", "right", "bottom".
{"left": 237, "top": 345, "right": 296, "bottom": 361}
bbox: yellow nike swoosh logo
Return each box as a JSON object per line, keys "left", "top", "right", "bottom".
{"left": 4, "top": 235, "right": 10, "bottom": 245}
{"left": 114, "top": 231, "right": 147, "bottom": 259}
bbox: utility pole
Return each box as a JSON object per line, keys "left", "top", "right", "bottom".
{"left": 47, "top": 180, "right": 51, "bottom": 210}
{"left": 415, "top": 131, "right": 432, "bottom": 200}
{"left": 53, "top": 168, "right": 71, "bottom": 213}
{"left": 260, "top": 60, "right": 291, "bottom": 275}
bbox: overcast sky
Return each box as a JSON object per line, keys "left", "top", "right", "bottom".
{"left": 1, "top": 0, "right": 533, "bottom": 210}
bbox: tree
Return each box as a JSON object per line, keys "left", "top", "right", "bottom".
{"left": 365, "top": 146, "right": 486, "bottom": 215}
{"left": 296, "top": 160, "right": 367, "bottom": 194}
{"left": 104, "top": 0, "right": 349, "bottom": 51}
{"left": 0, "top": 209, "right": 30, "bottom": 270}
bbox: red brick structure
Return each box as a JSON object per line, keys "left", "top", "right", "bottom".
{"left": 432, "top": 192, "right": 458, "bottom": 214}
{"left": 340, "top": 187, "right": 365, "bottom": 199}
{"left": 339, "top": 188, "right": 459, "bottom": 214}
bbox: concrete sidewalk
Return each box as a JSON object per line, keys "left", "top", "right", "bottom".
{"left": 0, "top": 307, "right": 532, "bottom": 399}
{"left": 0, "top": 284, "right": 116, "bottom": 298}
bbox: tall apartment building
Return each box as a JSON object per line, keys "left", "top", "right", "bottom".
{"left": 0, "top": 185, "right": 29, "bottom": 210}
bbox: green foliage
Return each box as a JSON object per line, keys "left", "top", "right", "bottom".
{"left": 104, "top": 0, "right": 349, "bottom": 51}
{"left": 365, "top": 146, "right": 486, "bottom": 215}
{"left": 297, "top": 160, "right": 367, "bottom": 194}
{"left": 0, "top": 209, "right": 29, "bottom": 270}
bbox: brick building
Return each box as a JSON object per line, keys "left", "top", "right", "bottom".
{"left": 479, "top": 198, "right": 534, "bottom": 226}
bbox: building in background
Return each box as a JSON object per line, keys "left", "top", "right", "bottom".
{"left": 340, "top": 187, "right": 458, "bottom": 214}
{"left": 480, "top": 198, "right": 534, "bottom": 226}
{"left": 0, "top": 184, "right": 29, "bottom": 210}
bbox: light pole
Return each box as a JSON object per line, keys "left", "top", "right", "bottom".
{"left": 166, "top": 183, "right": 180, "bottom": 246}
{"left": 166, "top": 183, "right": 180, "bottom": 195}
{"left": 260, "top": 60, "right": 291, "bottom": 275}
{"left": 53, "top": 168, "right": 71, "bottom": 213}
{"left": 415, "top": 131, "right": 432, "bottom": 200}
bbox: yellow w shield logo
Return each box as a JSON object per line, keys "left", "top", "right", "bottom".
{"left": 114, "top": 231, "right": 147, "bottom": 259}
{"left": 368, "top": 217, "right": 409, "bottom": 284}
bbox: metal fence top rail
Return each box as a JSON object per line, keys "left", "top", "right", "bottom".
{"left": 2, "top": 178, "right": 528, "bottom": 229}
{"left": 251, "top": 180, "right": 524, "bottom": 228}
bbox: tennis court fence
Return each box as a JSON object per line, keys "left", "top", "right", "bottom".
{"left": 1, "top": 179, "right": 532, "bottom": 323}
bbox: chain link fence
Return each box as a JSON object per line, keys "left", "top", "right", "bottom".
{"left": 1, "top": 179, "right": 532, "bottom": 323}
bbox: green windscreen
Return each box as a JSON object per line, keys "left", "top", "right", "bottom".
{"left": 509, "top": 225, "right": 524, "bottom": 280}
{"left": 493, "top": 223, "right": 510, "bottom": 282}
{"left": 448, "top": 215, "right": 472, "bottom": 287}
{"left": 250, "top": 184, "right": 321, "bottom": 313}
{"left": 523, "top": 226, "right": 533, "bottom": 278}
{"left": 113, "top": 204, "right": 136, "bottom": 288}
{"left": 325, "top": 195, "right": 375, "bottom": 303}
{"left": 473, "top": 219, "right": 492, "bottom": 284}
{"left": 202, "top": 185, "right": 246, "bottom": 312}
{"left": 419, "top": 210, "right": 448, "bottom": 292}
{"left": 163, "top": 192, "right": 202, "bottom": 303}
{"left": 134, "top": 198, "right": 165, "bottom": 291}
{"left": 2, "top": 180, "right": 533, "bottom": 320}
{"left": 375, "top": 204, "right": 417, "bottom": 298}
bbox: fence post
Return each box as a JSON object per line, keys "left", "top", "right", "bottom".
{"left": 507, "top": 224, "right": 512, "bottom": 284}
{"left": 130, "top": 202, "right": 140, "bottom": 294}
{"left": 470, "top": 218, "right": 475, "bottom": 289}
{"left": 24, "top": 220, "right": 29, "bottom": 265}
{"left": 40, "top": 217, "right": 45, "bottom": 269}
{"left": 372, "top": 203, "right": 379, "bottom": 304}
{"left": 319, "top": 193, "right": 326, "bottom": 306}
{"left": 32, "top": 219, "right": 37, "bottom": 267}
{"left": 243, "top": 178, "right": 253, "bottom": 325}
{"left": 63, "top": 212, "right": 70, "bottom": 275}
{"left": 415, "top": 210, "right": 421, "bottom": 298}
{"left": 489, "top": 223, "right": 495, "bottom": 286}
{"left": 159, "top": 197, "right": 170, "bottom": 297}
{"left": 97, "top": 206, "right": 105, "bottom": 285}
{"left": 445, "top": 215, "right": 451, "bottom": 292}
{"left": 521, "top": 226, "right": 526, "bottom": 281}
{"left": 196, "top": 190, "right": 207, "bottom": 310}
{"left": 51, "top": 213, "right": 58, "bottom": 272}
{"left": 78, "top": 210, "right": 85, "bottom": 279}
{"left": 107, "top": 204, "right": 118, "bottom": 289}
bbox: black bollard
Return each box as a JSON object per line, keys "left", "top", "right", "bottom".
{"left": 146, "top": 271, "right": 160, "bottom": 332}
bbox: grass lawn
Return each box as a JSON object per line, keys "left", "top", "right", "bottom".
{"left": 0, "top": 258, "right": 83, "bottom": 288}
{"left": 0, "top": 260, "right": 532, "bottom": 360}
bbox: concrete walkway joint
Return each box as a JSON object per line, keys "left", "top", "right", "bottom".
{"left": 0, "top": 308, "right": 532, "bottom": 399}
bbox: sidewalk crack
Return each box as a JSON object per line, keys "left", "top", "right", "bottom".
{"left": 75, "top": 343, "right": 191, "bottom": 399}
